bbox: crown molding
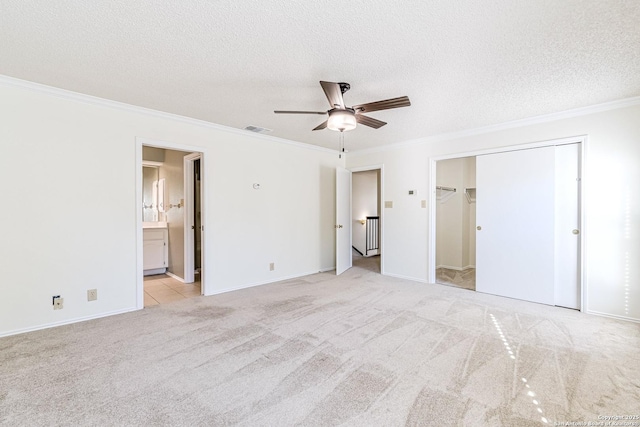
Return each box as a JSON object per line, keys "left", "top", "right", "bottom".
{"left": 349, "top": 95, "right": 640, "bottom": 156}
{"left": 0, "top": 74, "right": 337, "bottom": 155}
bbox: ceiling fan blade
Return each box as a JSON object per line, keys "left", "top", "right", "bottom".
{"left": 356, "top": 114, "right": 387, "bottom": 129}
{"left": 274, "top": 110, "right": 327, "bottom": 115}
{"left": 312, "top": 120, "right": 328, "bottom": 131}
{"left": 352, "top": 96, "right": 411, "bottom": 114}
{"left": 320, "top": 81, "right": 345, "bottom": 109}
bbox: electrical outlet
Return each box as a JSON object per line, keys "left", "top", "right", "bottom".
{"left": 52, "top": 295, "right": 63, "bottom": 310}
{"left": 87, "top": 289, "right": 97, "bottom": 301}
{"left": 269, "top": 262, "right": 275, "bottom": 271}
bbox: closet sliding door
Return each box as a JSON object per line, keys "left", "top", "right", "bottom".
{"left": 476, "top": 143, "right": 581, "bottom": 307}
{"left": 476, "top": 146, "right": 557, "bottom": 305}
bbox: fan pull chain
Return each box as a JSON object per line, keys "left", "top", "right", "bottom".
{"left": 338, "top": 131, "right": 345, "bottom": 158}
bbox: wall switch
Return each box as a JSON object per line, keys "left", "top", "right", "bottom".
{"left": 269, "top": 262, "right": 275, "bottom": 271}
{"left": 53, "top": 296, "right": 63, "bottom": 310}
{"left": 421, "top": 200, "right": 427, "bottom": 208}
{"left": 87, "top": 289, "right": 97, "bottom": 301}
{"left": 385, "top": 201, "right": 393, "bottom": 208}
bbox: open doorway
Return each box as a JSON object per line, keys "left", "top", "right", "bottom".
{"left": 435, "top": 157, "right": 476, "bottom": 291}
{"left": 137, "top": 140, "right": 205, "bottom": 308}
{"left": 335, "top": 165, "right": 384, "bottom": 276}
{"left": 352, "top": 168, "right": 381, "bottom": 274}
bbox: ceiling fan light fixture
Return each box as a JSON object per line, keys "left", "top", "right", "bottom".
{"left": 327, "top": 109, "right": 357, "bottom": 132}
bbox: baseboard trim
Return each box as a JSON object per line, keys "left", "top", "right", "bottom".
{"left": 585, "top": 309, "right": 640, "bottom": 324}
{"left": 383, "top": 272, "right": 428, "bottom": 284}
{"left": 319, "top": 267, "right": 336, "bottom": 273}
{"left": 205, "top": 270, "right": 323, "bottom": 297}
{"left": 0, "top": 307, "right": 139, "bottom": 338}
{"left": 165, "top": 271, "right": 185, "bottom": 283}
{"left": 436, "top": 265, "right": 476, "bottom": 271}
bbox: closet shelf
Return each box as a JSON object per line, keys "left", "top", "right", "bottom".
{"left": 436, "top": 185, "right": 456, "bottom": 203}
{"left": 465, "top": 188, "right": 476, "bottom": 203}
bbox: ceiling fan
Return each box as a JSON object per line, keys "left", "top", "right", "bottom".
{"left": 274, "top": 81, "right": 411, "bottom": 132}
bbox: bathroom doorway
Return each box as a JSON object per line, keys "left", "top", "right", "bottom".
{"left": 136, "top": 138, "right": 206, "bottom": 309}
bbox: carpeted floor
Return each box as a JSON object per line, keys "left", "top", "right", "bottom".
{"left": 1, "top": 260, "right": 639, "bottom": 426}
{"left": 436, "top": 267, "right": 476, "bottom": 291}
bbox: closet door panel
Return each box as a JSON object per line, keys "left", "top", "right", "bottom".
{"left": 476, "top": 147, "right": 556, "bottom": 304}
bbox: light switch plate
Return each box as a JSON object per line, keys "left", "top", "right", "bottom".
{"left": 384, "top": 201, "right": 393, "bottom": 208}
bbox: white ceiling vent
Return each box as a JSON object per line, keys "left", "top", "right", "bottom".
{"left": 244, "top": 125, "right": 273, "bottom": 134}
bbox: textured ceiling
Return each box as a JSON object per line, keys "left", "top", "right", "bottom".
{"left": 1, "top": 1, "right": 639, "bottom": 151}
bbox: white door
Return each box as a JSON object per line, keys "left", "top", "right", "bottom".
{"left": 476, "top": 147, "right": 556, "bottom": 305}
{"left": 336, "top": 167, "right": 352, "bottom": 275}
{"left": 183, "top": 152, "right": 202, "bottom": 286}
{"left": 554, "top": 143, "right": 581, "bottom": 309}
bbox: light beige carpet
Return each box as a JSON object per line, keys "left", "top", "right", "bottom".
{"left": 436, "top": 267, "right": 475, "bottom": 291}
{"left": 1, "top": 259, "right": 639, "bottom": 426}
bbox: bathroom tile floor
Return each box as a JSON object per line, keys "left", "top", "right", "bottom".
{"left": 143, "top": 274, "right": 201, "bottom": 307}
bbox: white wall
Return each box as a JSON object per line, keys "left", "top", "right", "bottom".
{"left": 347, "top": 103, "right": 640, "bottom": 322}
{"left": 352, "top": 170, "right": 378, "bottom": 255}
{"left": 0, "top": 79, "right": 339, "bottom": 337}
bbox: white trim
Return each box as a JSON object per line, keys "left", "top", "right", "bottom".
{"left": 585, "top": 310, "right": 640, "bottom": 324}
{"left": 0, "top": 307, "right": 138, "bottom": 338}
{"left": 349, "top": 164, "right": 385, "bottom": 275}
{"left": 165, "top": 271, "right": 186, "bottom": 283}
{"left": 383, "top": 272, "right": 428, "bottom": 284}
{"left": 319, "top": 267, "right": 336, "bottom": 273}
{"left": 0, "top": 74, "right": 336, "bottom": 155}
{"left": 580, "top": 136, "right": 588, "bottom": 313}
{"left": 350, "top": 97, "right": 640, "bottom": 156}
{"left": 428, "top": 136, "right": 587, "bottom": 311}
{"left": 207, "top": 271, "right": 322, "bottom": 296}
{"left": 436, "top": 265, "right": 475, "bottom": 271}
{"left": 135, "top": 143, "right": 144, "bottom": 309}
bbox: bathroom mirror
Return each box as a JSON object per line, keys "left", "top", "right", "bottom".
{"left": 142, "top": 165, "right": 159, "bottom": 221}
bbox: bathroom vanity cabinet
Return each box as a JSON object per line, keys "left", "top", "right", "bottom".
{"left": 143, "top": 223, "right": 168, "bottom": 276}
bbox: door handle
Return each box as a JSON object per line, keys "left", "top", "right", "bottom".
{"left": 477, "top": 226, "right": 482, "bottom": 231}
{"left": 572, "top": 229, "right": 580, "bottom": 235}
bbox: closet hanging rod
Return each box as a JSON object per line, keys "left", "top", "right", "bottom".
{"left": 436, "top": 186, "right": 456, "bottom": 192}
